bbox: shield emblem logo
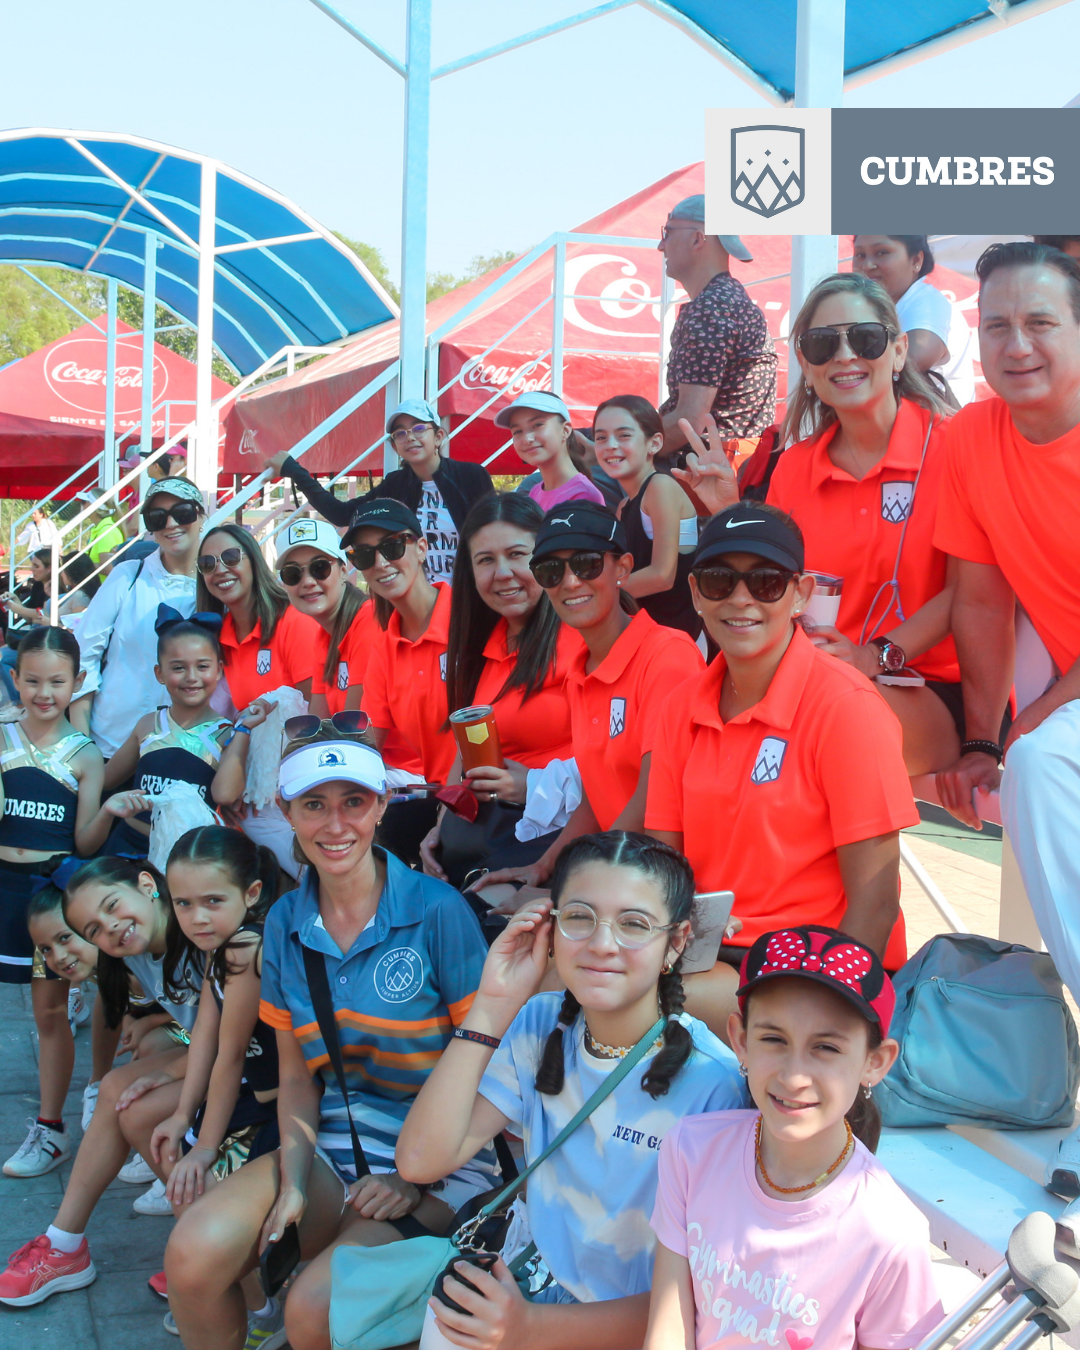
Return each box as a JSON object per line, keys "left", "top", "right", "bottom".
{"left": 881, "top": 481, "right": 914, "bottom": 524}
{"left": 337, "top": 661, "right": 349, "bottom": 690}
{"left": 256, "top": 648, "right": 271, "bottom": 676}
{"left": 439, "top": 653, "right": 447, "bottom": 682}
{"left": 750, "top": 736, "right": 788, "bottom": 785}
{"left": 731, "top": 125, "right": 805, "bottom": 219}
{"left": 609, "top": 697, "right": 627, "bottom": 738}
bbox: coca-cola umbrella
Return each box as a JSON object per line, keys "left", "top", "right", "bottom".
{"left": 224, "top": 162, "right": 983, "bottom": 476}
{"left": 0, "top": 410, "right": 103, "bottom": 498}
{"left": 0, "top": 318, "right": 231, "bottom": 459}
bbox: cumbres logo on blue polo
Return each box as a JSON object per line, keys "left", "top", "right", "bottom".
{"left": 374, "top": 947, "right": 425, "bottom": 1003}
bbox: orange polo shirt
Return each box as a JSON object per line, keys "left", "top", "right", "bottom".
{"left": 567, "top": 610, "right": 704, "bottom": 830}
{"left": 471, "top": 620, "right": 582, "bottom": 770}
{"left": 219, "top": 605, "right": 321, "bottom": 709}
{"left": 362, "top": 582, "right": 455, "bottom": 783}
{"left": 934, "top": 397, "right": 1080, "bottom": 675}
{"left": 769, "top": 399, "right": 959, "bottom": 682}
{"left": 645, "top": 627, "right": 917, "bottom": 968}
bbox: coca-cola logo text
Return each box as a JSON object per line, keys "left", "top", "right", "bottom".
{"left": 43, "top": 336, "right": 168, "bottom": 416}
{"left": 461, "top": 358, "right": 552, "bottom": 397}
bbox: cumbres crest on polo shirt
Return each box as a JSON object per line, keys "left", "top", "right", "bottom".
{"left": 609, "top": 697, "right": 627, "bottom": 738}
{"left": 256, "top": 648, "right": 272, "bottom": 676}
{"left": 373, "top": 947, "right": 425, "bottom": 1003}
{"left": 337, "top": 661, "right": 349, "bottom": 690}
{"left": 750, "top": 736, "right": 788, "bottom": 784}
{"left": 881, "top": 480, "right": 914, "bottom": 524}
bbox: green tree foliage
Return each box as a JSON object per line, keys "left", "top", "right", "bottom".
{"left": 334, "top": 233, "right": 400, "bottom": 305}
{"left": 0, "top": 266, "right": 104, "bottom": 365}
{"left": 427, "top": 249, "right": 520, "bottom": 303}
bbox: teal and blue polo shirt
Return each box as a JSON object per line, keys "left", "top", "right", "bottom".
{"left": 260, "top": 847, "right": 496, "bottom": 1187}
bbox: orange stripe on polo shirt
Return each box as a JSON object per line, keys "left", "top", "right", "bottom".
{"left": 446, "top": 991, "right": 476, "bottom": 1026}
{"left": 260, "top": 1000, "right": 293, "bottom": 1031}
{"left": 335, "top": 1009, "right": 454, "bottom": 1036}
{"left": 341, "top": 1042, "right": 443, "bottom": 1072}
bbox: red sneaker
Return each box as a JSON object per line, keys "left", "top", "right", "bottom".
{"left": 148, "top": 1269, "right": 168, "bottom": 1300}
{"left": 0, "top": 1235, "right": 96, "bottom": 1306}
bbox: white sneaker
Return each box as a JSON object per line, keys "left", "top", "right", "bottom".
{"left": 244, "top": 1296, "right": 287, "bottom": 1350}
{"left": 67, "top": 989, "right": 89, "bottom": 1034}
{"left": 133, "top": 1177, "right": 172, "bottom": 1216}
{"left": 80, "top": 1081, "right": 99, "bottom": 1132}
{"left": 163, "top": 1310, "right": 179, "bottom": 1337}
{"left": 117, "top": 1152, "right": 155, "bottom": 1184}
{"left": 1046, "top": 1125, "right": 1080, "bottom": 1199}
{"left": 2, "top": 1120, "right": 71, "bottom": 1177}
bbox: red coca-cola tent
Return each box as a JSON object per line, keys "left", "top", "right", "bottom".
{"left": 0, "top": 318, "right": 231, "bottom": 481}
{"left": 224, "top": 163, "right": 981, "bottom": 476}
{"left": 0, "top": 410, "right": 103, "bottom": 497}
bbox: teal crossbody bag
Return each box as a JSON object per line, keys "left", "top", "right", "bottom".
{"left": 328, "top": 1013, "right": 666, "bottom": 1350}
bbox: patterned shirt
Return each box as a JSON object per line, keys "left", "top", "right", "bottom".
{"left": 659, "top": 271, "right": 778, "bottom": 438}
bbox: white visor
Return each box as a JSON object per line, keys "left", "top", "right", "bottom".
{"left": 278, "top": 741, "right": 387, "bottom": 800}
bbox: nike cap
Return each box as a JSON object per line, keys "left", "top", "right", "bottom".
{"left": 532, "top": 501, "right": 627, "bottom": 559}
{"left": 695, "top": 502, "right": 804, "bottom": 572}
{"left": 341, "top": 498, "right": 424, "bottom": 550}
{"left": 667, "top": 196, "right": 753, "bottom": 262}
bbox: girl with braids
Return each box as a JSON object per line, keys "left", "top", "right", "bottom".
{"left": 397, "top": 831, "right": 746, "bottom": 1349}
{"left": 646, "top": 925, "right": 942, "bottom": 1350}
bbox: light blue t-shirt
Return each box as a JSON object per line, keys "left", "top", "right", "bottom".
{"left": 478, "top": 991, "right": 748, "bottom": 1303}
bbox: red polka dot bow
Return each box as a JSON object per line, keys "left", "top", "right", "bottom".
{"left": 760, "top": 929, "right": 873, "bottom": 990}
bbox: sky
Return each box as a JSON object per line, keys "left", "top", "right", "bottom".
{"left": 3, "top": 0, "right": 1080, "bottom": 282}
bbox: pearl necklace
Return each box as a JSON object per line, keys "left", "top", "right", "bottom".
{"left": 754, "top": 1115, "right": 853, "bottom": 1194}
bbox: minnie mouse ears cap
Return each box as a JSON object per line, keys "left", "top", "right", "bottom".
{"left": 737, "top": 924, "right": 895, "bottom": 1037}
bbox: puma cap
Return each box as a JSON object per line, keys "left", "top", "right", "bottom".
{"left": 694, "top": 503, "right": 804, "bottom": 572}
{"left": 532, "top": 501, "right": 627, "bottom": 560}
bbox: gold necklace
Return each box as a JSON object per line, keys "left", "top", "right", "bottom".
{"left": 754, "top": 1115, "right": 853, "bottom": 1194}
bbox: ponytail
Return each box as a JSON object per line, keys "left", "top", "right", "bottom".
{"left": 566, "top": 428, "right": 594, "bottom": 482}
{"left": 640, "top": 966, "right": 694, "bottom": 1099}
{"left": 535, "top": 989, "right": 581, "bottom": 1095}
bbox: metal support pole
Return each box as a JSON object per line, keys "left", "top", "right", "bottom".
{"left": 194, "top": 160, "right": 218, "bottom": 503}
{"left": 790, "top": 0, "right": 844, "bottom": 319}
{"left": 658, "top": 263, "right": 675, "bottom": 405}
{"left": 399, "top": 0, "right": 431, "bottom": 400}
{"left": 100, "top": 278, "right": 118, "bottom": 490}
{"left": 551, "top": 239, "right": 565, "bottom": 398}
{"left": 384, "top": 373, "right": 400, "bottom": 478}
{"left": 141, "top": 232, "right": 157, "bottom": 465}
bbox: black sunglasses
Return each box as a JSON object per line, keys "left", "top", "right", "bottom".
{"left": 797, "top": 322, "right": 896, "bottom": 366}
{"left": 345, "top": 532, "right": 415, "bottom": 571}
{"left": 197, "top": 547, "right": 244, "bottom": 575}
{"left": 278, "top": 557, "right": 337, "bottom": 587}
{"left": 143, "top": 501, "right": 201, "bottom": 531}
{"left": 691, "top": 565, "right": 796, "bottom": 603}
{"left": 530, "top": 551, "right": 608, "bottom": 589}
{"left": 284, "top": 710, "right": 371, "bottom": 741}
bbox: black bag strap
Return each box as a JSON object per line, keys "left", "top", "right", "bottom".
{"left": 301, "top": 942, "right": 428, "bottom": 1239}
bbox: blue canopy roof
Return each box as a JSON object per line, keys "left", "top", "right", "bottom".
{"left": 0, "top": 129, "right": 398, "bottom": 377}
{"left": 644, "top": 0, "right": 1069, "bottom": 103}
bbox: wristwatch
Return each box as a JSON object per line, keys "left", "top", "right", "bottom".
{"left": 869, "top": 637, "right": 907, "bottom": 673}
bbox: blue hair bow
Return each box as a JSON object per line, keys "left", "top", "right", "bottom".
{"left": 155, "top": 603, "right": 224, "bottom": 638}
{"left": 30, "top": 856, "right": 85, "bottom": 897}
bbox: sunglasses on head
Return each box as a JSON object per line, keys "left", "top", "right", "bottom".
{"left": 530, "top": 551, "right": 608, "bottom": 589}
{"left": 284, "top": 710, "right": 371, "bottom": 741}
{"left": 691, "top": 564, "right": 796, "bottom": 603}
{"left": 197, "top": 547, "right": 244, "bottom": 575}
{"left": 797, "top": 322, "right": 896, "bottom": 366}
{"left": 143, "top": 500, "right": 201, "bottom": 531}
{"left": 278, "top": 556, "right": 338, "bottom": 586}
{"left": 345, "top": 532, "right": 415, "bottom": 571}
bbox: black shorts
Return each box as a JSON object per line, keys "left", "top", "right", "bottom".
{"left": 0, "top": 855, "right": 68, "bottom": 985}
{"left": 925, "top": 680, "right": 1013, "bottom": 744}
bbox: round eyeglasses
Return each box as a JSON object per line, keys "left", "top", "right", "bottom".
{"left": 551, "top": 902, "right": 676, "bottom": 949}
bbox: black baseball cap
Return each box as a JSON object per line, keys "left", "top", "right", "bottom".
{"left": 694, "top": 503, "right": 804, "bottom": 572}
{"left": 342, "top": 498, "right": 424, "bottom": 550}
{"left": 532, "top": 502, "right": 628, "bottom": 559}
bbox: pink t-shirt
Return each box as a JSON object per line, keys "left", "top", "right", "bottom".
{"left": 529, "top": 473, "right": 606, "bottom": 510}
{"left": 651, "top": 1111, "right": 943, "bottom": 1350}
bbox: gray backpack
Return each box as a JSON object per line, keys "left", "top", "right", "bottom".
{"left": 875, "top": 933, "right": 1080, "bottom": 1129}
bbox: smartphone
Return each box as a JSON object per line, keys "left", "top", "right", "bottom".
{"left": 259, "top": 1222, "right": 301, "bottom": 1298}
{"left": 680, "top": 891, "right": 736, "bottom": 975}
{"left": 876, "top": 667, "right": 926, "bottom": 688}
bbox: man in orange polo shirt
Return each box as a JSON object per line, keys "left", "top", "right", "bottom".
{"left": 933, "top": 242, "right": 1080, "bottom": 1202}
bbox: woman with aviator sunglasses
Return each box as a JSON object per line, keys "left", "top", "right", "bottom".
{"left": 645, "top": 502, "right": 918, "bottom": 1036}
{"left": 479, "top": 502, "right": 703, "bottom": 897}
{"left": 765, "top": 271, "right": 969, "bottom": 775}
{"left": 70, "top": 478, "right": 203, "bottom": 758}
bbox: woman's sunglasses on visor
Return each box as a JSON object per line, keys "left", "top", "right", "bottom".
{"left": 691, "top": 565, "right": 796, "bottom": 603}
{"left": 284, "top": 710, "right": 371, "bottom": 741}
{"left": 345, "top": 533, "right": 416, "bottom": 571}
{"left": 530, "top": 551, "right": 611, "bottom": 589}
{"left": 278, "top": 557, "right": 338, "bottom": 586}
{"left": 796, "top": 322, "right": 896, "bottom": 366}
{"left": 143, "top": 501, "right": 202, "bottom": 531}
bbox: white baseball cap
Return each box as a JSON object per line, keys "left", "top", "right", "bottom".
{"left": 278, "top": 740, "right": 387, "bottom": 800}
{"left": 276, "top": 518, "right": 348, "bottom": 567}
{"left": 493, "top": 390, "right": 571, "bottom": 430}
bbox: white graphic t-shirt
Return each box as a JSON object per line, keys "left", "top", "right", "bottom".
{"left": 419, "top": 481, "right": 458, "bottom": 581}
{"left": 478, "top": 991, "right": 747, "bottom": 1303}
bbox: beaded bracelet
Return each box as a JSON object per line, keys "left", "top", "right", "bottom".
{"left": 961, "top": 739, "right": 1004, "bottom": 764}
{"left": 452, "top": 1027, "right": 501, "bottom": 1051}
